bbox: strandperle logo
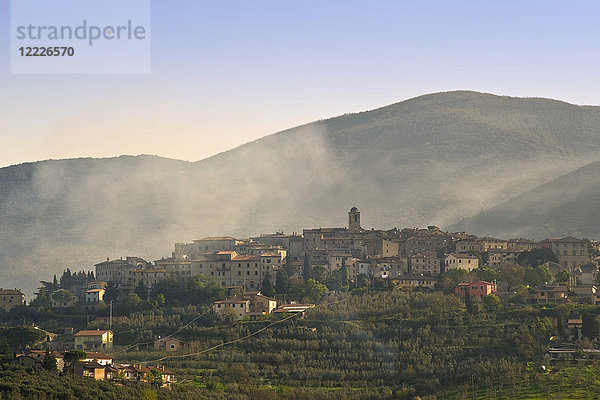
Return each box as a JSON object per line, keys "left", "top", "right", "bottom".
{"left": 15, "top": 20, "right": 148, "bottom": 46}
{"left": 11, "top": 0, "right": 151, "bottom": 74}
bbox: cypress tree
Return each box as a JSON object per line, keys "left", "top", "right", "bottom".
{"left": 261, "top": 272, "right": 275, "bottom": 297}
{"left": 276, "top": 269, "right": 289, "bottom": 294}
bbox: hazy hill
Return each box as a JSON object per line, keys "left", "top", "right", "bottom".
{"left": 3, "top": 90, "right": 600, "bottom": 295}
{"left": 447, "top": 160, "right": 600, "bottom": 240}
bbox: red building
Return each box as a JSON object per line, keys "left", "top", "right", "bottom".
{"left": 455, "top": 280, "right": 497, "bottom": 299}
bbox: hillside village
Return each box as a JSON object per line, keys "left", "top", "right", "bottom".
{"left": 80, "top": 207, "right": 597, "bottom": 306}
{"left": 2, "top": 207, "right": 600, "bottom": 393}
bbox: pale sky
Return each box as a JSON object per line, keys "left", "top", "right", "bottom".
{"left": 1, "top": 0, "right": 600, "bottom": 167}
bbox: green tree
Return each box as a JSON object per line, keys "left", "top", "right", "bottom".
{"left": 312, "top": 266, "right": 327, "bottom": 283}
{"left": 326, "top": 270, "right": 342, "bottom": 292}
{"left": 154, "top": 293, "right": 166, "bottom": 307}
{"left": 134, "top": 280, "right": 149, "bottom": 300}
{"left": 63, "top": 350, "right": 86, "bottom": 366}
{"left": 52, "top": 289, "right": 75, "bottom": 306}
{"left": 510, "top": 285, "right": 530, "bottom": 304}
{"left": 103, "top": 281, "right": 119, "bottom": 303}
{"left": 555, "top": 269, "right": 571, "bottom": 286}
{"left": 464, "top": 289, "right": 474, "bottom": 314}
{"left": 475, "top": 267, "right": 497, "bottom": 283}
{"left": 356, "top": 274, "right": 370, "bottom": 290}
{"left": 582, "top": 312, "right": 600, "bottom": 339}
{"left": 261, "top": 272, "right": 275, "bottom": 297}
{"left": 440, "top": 269, "right": 469, "bottom": 293}
{"left": 303, "top": 254, "right": 311, "bottom": 282}
{"left": 125, "top": 293, "right": 142, "bottom": 311}
{"left": 497, "top": 262, "right": 525, "bottom": 291}
{"left": 60, "top": 268, "right": 73, "bottom": 289}
{"left": 145, "top": 369, "right": 163, "bottom": 385}
{"left": 186, "top": 275, "right": 225, "bottom": 304}
{"left": 0, "top": 326, "right": 46, "bottom": 352}
{"left": 341, "top": 259, "right": 349, "bottom": 288}
{"left": 0, "top": 339, "right": 12, "bottom": 366}
{"left": 151, "top": 277, "right": 181, "bottom": 304}
{"left": 138, "top": 388, "right": 158, "bottom": 400}
{"left": 276, "top": 269, "right": 289, "bottom": 294}
{"left": 518, "top": 247, "right": 558, "bottom": 267}
{"left": 482, "top": 294, "right": 501, "bottom": 313}
{"left": 42, "top": 351, "right": 57, "bottom": 371}
{"left": 303, "top": 279, "right": 327, "bottom": 303}
{"left": 29, "top": 287, "right": 51, "bottom": 310}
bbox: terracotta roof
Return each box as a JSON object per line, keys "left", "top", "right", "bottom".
{"left": 457, "top": 280, "right": 495, "bottom": 287}
{"left": 86, "top": 289, "right": 104, "bottom": 293}
{"left": 447, "top": 253, "right": 478, "bottom": 259}
{"left": 245, "top": 293, "right": 276, "bottom": 301}
{"left": 85, "top": 352, "right": 112, "bottom": 360}
{"left": 94, "top": 259, "right": 129, "bottom": 266}
{"left": 554, "top": 236, "right": 586, "bottom": 243}
{"left": 392, "top": 275, "right": 439, "bottom": 281}
{"left": 477, "top": 236, "right": 506, "bottom": 242}
{"left": 198, "top": 236, "right": 237, "bottom": 241}
{"left": 541, "top": 237, "right": 586, "bottom": 243}
{"left": 126, "top": 364, "right": 151, "bottom": 373}
{"left": 214, "top": 298, "right": 249, "bottom": 304}
{"left": 232, "top": 255, "right": 261, "bottom": 261}
{"left": 150, "top": 365, "right": 176, "bottom": 375}
{"left": 74, "top": 330, "right": 112, "bottom": 336}
{"left": 0, "top": 289, "right": 24, "bottom": 295}
{"left": 535, "top": 285, "right": 568, "bottom": 292}
{"left": 80, "top": 361, "right": 105, "bottom": 369}
{"left": 28, "top": 350, "right": 63, "bottom": 359}
{"left": 508, "top": 238, "right": 537, "bottom": 243}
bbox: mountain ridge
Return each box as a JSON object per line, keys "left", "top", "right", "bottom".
{"left": 447, "top": 159, "right": 600, "bottom": 240}
{"left": 3, "top": 90, "right": 600, "bottom": 295}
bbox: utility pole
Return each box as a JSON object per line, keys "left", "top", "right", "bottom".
{"left": 472, "top": 374, "right": 475, "bottom": 400}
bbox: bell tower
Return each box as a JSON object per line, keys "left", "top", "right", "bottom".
{"left": 348, "top": 207, "right": 361, "bottom": 232}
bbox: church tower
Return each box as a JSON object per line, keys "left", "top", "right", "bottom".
{"left": 348, "top": 207, "right": 361, "bottom": 232}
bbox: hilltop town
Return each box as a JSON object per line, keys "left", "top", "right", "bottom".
{"left": 2, "top": 207, "right": 600, "bottom": 398}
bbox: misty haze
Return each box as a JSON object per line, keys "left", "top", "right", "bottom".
{"left": 2, "top": 91, "right": 600, "bottom": 296}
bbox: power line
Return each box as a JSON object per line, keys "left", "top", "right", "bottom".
{"left": 141, "top": 296, "right": 351, "bottom": 364}
{"left": 112, "top": 307, "right": 212, "bottom": 355}
{"left": 142, "top": 311, "right": 300, "bottom": 364}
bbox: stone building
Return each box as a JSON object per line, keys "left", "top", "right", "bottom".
{"left": 409, "top": 251, "right": 441, "bottom": 275}
{"left": 0, "top": 289, "right": 24, "bottom": 312}
{"left": 540, "top": 237, "right": 589, "bottom": 269}
{"left": 444, "top": 253, "right": 479, "bottom": 272}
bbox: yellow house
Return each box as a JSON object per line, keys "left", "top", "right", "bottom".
{"left": 74, "top": 329, "right": 114, "bottom": 350}
{"left": 444, "top": 253, "right": 479, "bottom": 272}
{"left": 213, "top": 298, "right": 250, "bottom": 320}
